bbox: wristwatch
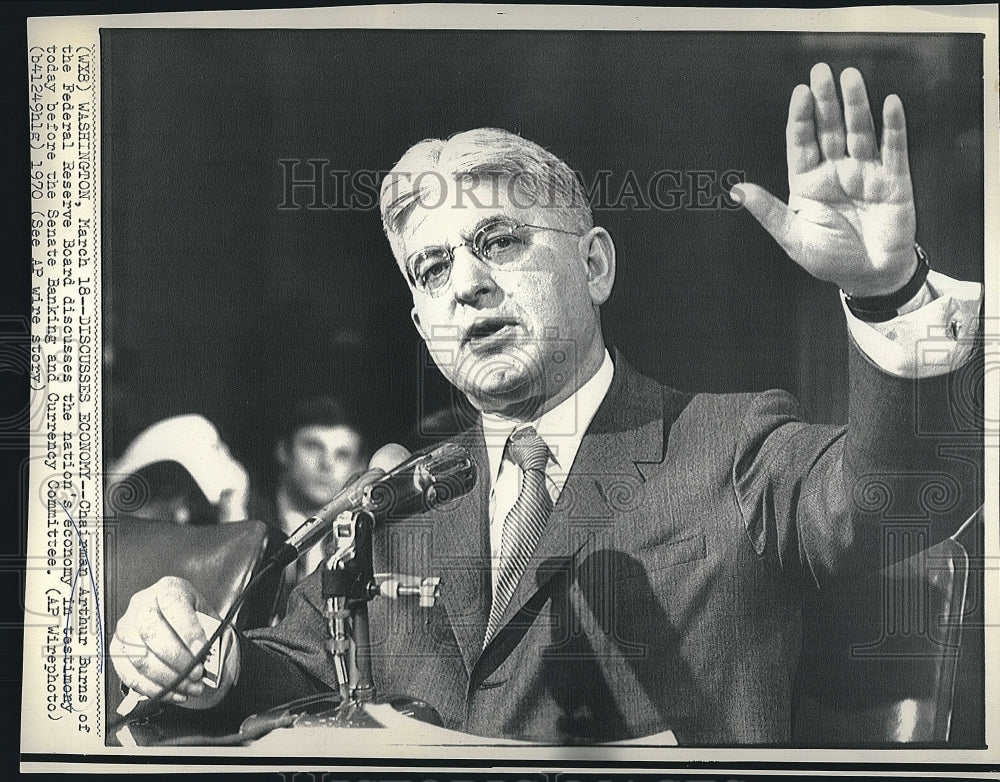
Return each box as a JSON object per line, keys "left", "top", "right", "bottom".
{"left": 843, "top": 244, "right": 930, "bottom": 323}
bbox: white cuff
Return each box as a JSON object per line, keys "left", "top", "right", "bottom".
{"left": 842, "top": 270, "right": 983, "bottom": 378}
{"left": 184, "top": 623, "right": 241, "bottom": 710}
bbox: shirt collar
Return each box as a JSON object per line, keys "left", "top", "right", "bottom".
{"left": 481, "top": 349, "right": 614, "bottom": 492}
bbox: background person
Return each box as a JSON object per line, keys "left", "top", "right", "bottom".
{"left": 248, "top": 396, "right": 366, "bottom": 612}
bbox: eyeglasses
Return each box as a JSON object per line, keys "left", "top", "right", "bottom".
{"left": 404, "top": 217, "right": 583, "bottom": 296}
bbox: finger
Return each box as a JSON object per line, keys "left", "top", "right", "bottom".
{"left": 786, "top": 84, "right": 820, "bottom": 175}
{"left": 127, "top": 613, "right": 206, "bottom": 695}
{"left": 130, "top": 642, "right": 205, "bottom": 698}
{"left": 810, "top": 62, "right": 846, "bottom": 160}
{"left": 840, "top": 68, "right": 877, "bottom": 160}
{"left": 112, "top": 632, "right": 195, "bottom": 701}
{"left": 122, "top": 581, "right": 208, "bottom": 687}
{"left": 153, "top": 588, "right": 210, "bottom": 672}
{"left": 115, "top": 655, "right": 176, "bottom": 701}
{"left": 731, "top": 182, "right": 803, "bottom": 258}
{"left": 881, "top": 93, "right": 910, "bottom": 176}
{"left": 110, "top": 631, "right": 153, "bottom": 694}
{"left": 156, "top": 577, "right": 213, "bottom": 656}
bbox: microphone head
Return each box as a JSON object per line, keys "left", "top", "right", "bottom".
{"left": 369, "top": 442, "right": 412, "bottom": 473}
{"left": 365, "top": 442, "right": 477, "bottom": 521}
{"left": 414, "top": 442, "right": 477, "bottom": 509}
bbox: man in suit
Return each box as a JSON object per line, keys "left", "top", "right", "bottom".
{"left": 110, "top": 64, "right": 982, "bottom": 744}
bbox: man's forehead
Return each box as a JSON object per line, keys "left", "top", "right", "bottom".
{"left": 294, "top": 424, "right": 359, "bottom": 448}
{"left": 399, "top": 178, "right": 532, "bottom": 245}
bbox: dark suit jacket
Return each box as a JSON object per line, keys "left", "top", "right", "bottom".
{"left": 216, "top": 345, "right": 977, "bottom": 745}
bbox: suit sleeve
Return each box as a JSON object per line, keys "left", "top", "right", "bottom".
{"left": 194, "top": 571, "right": 340, "bottom": 727}
{"left": 733, "top": 333, "right": 982, "bottom": 590}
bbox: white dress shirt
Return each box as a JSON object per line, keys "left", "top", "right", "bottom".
{"left": 842, "top": 270, "right": 982, "bottom": 378}
{"left": 481, "top": 350, "right": 614, "bottom": 589}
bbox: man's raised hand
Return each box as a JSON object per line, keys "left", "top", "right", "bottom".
{"left": 735, "top": 63, "right": 918, "bottom": 297}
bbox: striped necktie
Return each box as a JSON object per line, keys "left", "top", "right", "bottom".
{"left": 484, "top": 426, "right": 553, "bottom": 646}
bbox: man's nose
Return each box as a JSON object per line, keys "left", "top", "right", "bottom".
{"left": 450, "top": 247, "right": 499, "bottom": 305}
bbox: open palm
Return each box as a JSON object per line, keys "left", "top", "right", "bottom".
{"left": 738, "top": 64, "right": 917, "bottom": 297}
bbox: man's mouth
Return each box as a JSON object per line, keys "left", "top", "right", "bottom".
{"left": 462, "top": 318, "right": 520, "bottom": 349}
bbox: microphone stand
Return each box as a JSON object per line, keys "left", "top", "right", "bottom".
{"left": 322, "top": 509, "right": 377, "bottom": 721}
{"left": 317, "top": 508, "right": 446, "bottom": 730}
{"left": 313, "top": 439, "right": 477, "bottom": 697}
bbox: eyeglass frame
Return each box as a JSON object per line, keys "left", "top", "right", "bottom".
{"left": 403, "top": 217, "right": 585, "bottom": 296}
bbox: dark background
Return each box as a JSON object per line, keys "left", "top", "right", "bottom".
{"left": 101, "top": 29, "right": 984, "bottom": 483}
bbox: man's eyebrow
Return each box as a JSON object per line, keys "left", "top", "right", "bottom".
{"left": 296, "top": 434, "right": 325, "bottom": 446}
{"left": 469, "top": 212, "right": 520, "bottom": 239}
{"left": 416, "top": 213, "right": 508, "bottom": 244}
{"left": 444, "top": 214, "right": 509, "bottom": 246}
{"left": 468, "top": 214, "right": 507, "bottom": 235}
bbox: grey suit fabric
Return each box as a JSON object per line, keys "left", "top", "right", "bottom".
{"left": 216, "top": 345, "right": 976, "bottom": 745}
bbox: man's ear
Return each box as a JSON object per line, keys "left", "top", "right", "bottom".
{"left": 411, "top": 306, "right": 429, "bottom": 342}
{"left": 275, "top": 440, "right": 290, "bottom": 468}
{"left": 579, "top": 227, "right": 616, "bottom": 306}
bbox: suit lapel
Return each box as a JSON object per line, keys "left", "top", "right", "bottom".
{"left": 430, "top": 425, "right": 492, "bottom": 677}
{"left": 485, "top": 352, "right": 667, "bottom": 652}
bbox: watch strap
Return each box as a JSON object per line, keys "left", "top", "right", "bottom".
{"left": 844, "top": 244, "right": 930, "bottom": 323}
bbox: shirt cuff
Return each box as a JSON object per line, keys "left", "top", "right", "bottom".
{"left": 841, "top": 270, "right": 983, "bottom": 378}
{"left": 185, "top": 624, "right": 241, "bottom": 710}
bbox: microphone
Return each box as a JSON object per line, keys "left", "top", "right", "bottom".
{"left": 272, "top": 441, "right": 477, "bottom": 567}
{"left": 367, "top": 442, "right": 413, "bottom": 473}
{"left": 364, "top": 441, "right": 477, "bottom": 521}
{"left": 272, "top": 466, "right": 385, "bottom": 568}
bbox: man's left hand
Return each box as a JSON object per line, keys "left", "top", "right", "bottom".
{"left": 735, "top": 63, "right": 918, "bottom": 297}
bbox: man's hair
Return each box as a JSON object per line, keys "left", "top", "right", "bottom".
{"left": 379, "top": 128, "right": 593, "bottom": 254}
{"left": 278, "top": 396, "right": 359, "bottom": 447}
